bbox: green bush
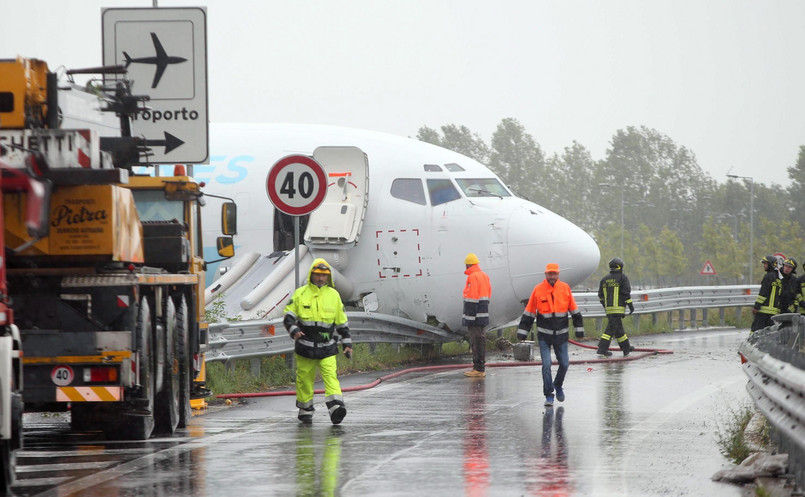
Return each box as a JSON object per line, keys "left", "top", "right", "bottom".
{"left": 715, "top": 402, "right": 754, "bottom": 464}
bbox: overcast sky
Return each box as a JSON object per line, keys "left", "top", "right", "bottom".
{"left": 5, "top": 1, "right": 805, "bottom": 187}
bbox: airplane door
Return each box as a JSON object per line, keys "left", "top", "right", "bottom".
{"left": 303, "top": 147, "right": 369, "bottom": 248}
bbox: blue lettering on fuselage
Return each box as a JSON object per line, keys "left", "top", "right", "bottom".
{"left": 194, "top": 155, "right": 253, "bottom": 185}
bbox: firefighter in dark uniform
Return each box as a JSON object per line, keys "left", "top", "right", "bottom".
{"left": 596, "top": 258, "right": 635, "bottom": 357}
{"left": 751, "top": 255, "right": 783, "bottom": 332}
{"left": 284, "top": 258, "right": 353, "bottom": 424}
{"left": 796, "top": 258, "right": 805, "bottom": 316}
{"left": 780, "top": 258, "right": 799, "bottom": 313}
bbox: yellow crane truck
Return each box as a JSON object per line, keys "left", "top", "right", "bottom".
{"left": 0, "top": 56, "right": 234, "bottom": 444}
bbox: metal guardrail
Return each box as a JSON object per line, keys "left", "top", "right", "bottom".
{"left": 574, "top": 284, "right": 758, "bottom": 317}
{"left": 206, "top": 284, "right": 759, "bottom": 363}
{"left": 206, "top": 312, "right": 455, "bottom": 363}
{"left": 739, "top": 313, "right": 805, "bottom": 489}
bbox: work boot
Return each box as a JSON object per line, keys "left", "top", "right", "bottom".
{"left": 298, "top": 406, "right": 315, "bottom": 424}
{"left": 555, "top": 386, "right": 565, "bottom": 402}
{"left": 464, "top": 369, "right": 486, "bottom": 378}
{"left": 620, "top": 338, "right": 634, "bottom": 357}
{"left": 327, "top": 400, "right": 347, "bottom": 425}
{"left": 544, "top": 395, "right": 554, "bottom": 407}
{"left": 596, "top": 337, "right": 612, "bottom": 356}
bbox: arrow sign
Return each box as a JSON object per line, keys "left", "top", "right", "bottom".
{"left": 700, "top": 260, "right": 717, "bottom": 276}
{"left": 103, "top": 7, "right": 208, "bottom": 164}
{"left": 144, "top": 132, "right": 185, "bottom": 154}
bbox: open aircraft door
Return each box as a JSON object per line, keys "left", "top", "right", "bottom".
{"left": 304, "top": 147, "right": 369, "bottom": 248}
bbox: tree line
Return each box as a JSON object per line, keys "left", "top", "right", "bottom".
{"left": 417, "top": 118, "right": 805, "bottom": 289}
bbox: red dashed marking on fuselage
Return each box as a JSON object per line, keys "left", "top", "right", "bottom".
{"left": 375, "top": 228, "right": 423, "bottom": 279}
{"left": 265, "top": 292, "right": 291, "bottom": 315}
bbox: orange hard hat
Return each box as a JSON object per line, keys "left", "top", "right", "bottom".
{"left": 545, "top": 263, "right": 560, "bottom": 273}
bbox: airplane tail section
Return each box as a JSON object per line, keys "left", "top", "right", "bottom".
{"left": 123, "top": 52, "right": 132, "bottom": 67}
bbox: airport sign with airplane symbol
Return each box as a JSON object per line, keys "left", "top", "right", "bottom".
{"left": 102, "top": 7, "right": 208, "bottom": 164}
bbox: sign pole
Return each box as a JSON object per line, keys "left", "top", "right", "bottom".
{"left": 265, "top": 154, "right": 327, "bottom": 292}
{"left": 294, "top": 217, "right": 300, "bottom": 289}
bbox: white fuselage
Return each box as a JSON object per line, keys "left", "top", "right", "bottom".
{"left": 198, "top": 123, "right": 600, "bottom": 331}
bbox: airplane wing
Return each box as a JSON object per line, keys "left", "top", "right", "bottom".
{"left": 151, "top": 64, "right": 167, "bottom": 89}
{"left": 150, "top": 32, "right": 167, "bottom": 58}
{"left": 150, "top": 32, "right": 168, "bottom": 88}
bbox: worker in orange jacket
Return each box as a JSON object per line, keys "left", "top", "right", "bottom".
{"left": 517, "top": 263, "right": 584, "bottom": 407}
{"left": 462, "top": 253, "right": 491, "bottom": 378}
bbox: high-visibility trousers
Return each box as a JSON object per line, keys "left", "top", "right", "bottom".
{"left": 295, "top": 354, "right": 342, "bottom": 408}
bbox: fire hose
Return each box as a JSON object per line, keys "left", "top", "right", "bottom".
{"left": 216, "top": 339, "right": 674, "bottom": 399}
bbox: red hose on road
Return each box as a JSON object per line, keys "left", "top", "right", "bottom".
{"left": 216, "top": 340, "right": 673, "bottom": 400}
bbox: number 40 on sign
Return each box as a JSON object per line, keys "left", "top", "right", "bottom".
{"left": 266, "top": 154, "right": 327, "bottom": 216}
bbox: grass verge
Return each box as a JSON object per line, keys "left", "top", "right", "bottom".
{"left": 715, "top": 401, "right": 756, "bottom": 464}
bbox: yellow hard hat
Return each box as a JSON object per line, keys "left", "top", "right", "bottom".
{"left": 464, "top": 253, "right": 480, "bottom": 265}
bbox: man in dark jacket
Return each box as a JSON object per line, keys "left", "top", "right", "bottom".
{"left": 596, "top": 258, "right": 635, "bottom": 357}
{"left": 780, "top": 258, "right": 799, "bottom": 313}
{"left": 751, "top": 255, "right": 783, "bottom": 332}
{"left": 796, "top": 259, "right": 805, "bottom": 316}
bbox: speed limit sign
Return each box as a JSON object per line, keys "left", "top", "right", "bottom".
{"left": 266, "top": 155, "right": 327, "bottom": 216}
{"left": 51, "top": 365, "right": 74, "bottom": 386}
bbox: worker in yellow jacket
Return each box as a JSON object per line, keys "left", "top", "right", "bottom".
{"left": 284, "top": 258, "right": 353, "bottom": 424}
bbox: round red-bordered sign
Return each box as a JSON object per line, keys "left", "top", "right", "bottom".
{"left": 51, "top": 365, "right": 74, "bottom": 386}
{"left": 266, "top": 155, "right": 327, "bottom": 216}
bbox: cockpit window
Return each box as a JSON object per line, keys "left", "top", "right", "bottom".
{"left": 456, "top": 178, "right": 511, "bottom": 198}
{"left": 391, "top": 178, "right": 427, "bottom": 205}
{"left": 423, "top": 164, "right": 442, "bottom": 172}
{"left": 444, "top": 163, "right": 465, "bottom": 172}
{"left": 427, "top": 179, "right": 461, "bottom": 206}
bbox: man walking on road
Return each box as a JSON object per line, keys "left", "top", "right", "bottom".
{"left": 517, "top": 263, "right": 585, "bottom": 406}
{"left": 284, "top": 258, "right": 353, "bottom": 424}
{"left": 596, "top": 257, "right": 636, "bottom": 357}
{"left": 463, "top": 253, "right": 491, "bottom": 378}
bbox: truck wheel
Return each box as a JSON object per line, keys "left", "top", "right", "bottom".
{"left": 175, "top": 295, "right": 192, "bottom": 428}
{"left": 155, "top": 297, "right": 179, "bottom": 435}
{"left": 0, "top": 439, "right": 14, "bottom": 495}
{"left": 109, "top": 297, "right": 155, "bottom": 441}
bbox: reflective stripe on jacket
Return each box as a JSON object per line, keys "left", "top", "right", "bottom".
{"left": 598, "top": 271, "right": 633, "bottom": 315}
{"left": 755, "top": 270, "right": 783, "bottom": 316}
{"left": 284, "top": 258, "right": 351, "bottom": 359}
{"left": 516, "top": 279, "right": 582, "bottom": 345}
{"left": 462, "top": 264, "right": 491, "bottom": 327}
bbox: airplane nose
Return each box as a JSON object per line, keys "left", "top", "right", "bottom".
{"left": 507, "top": 201, "right": 600, "bottom": 301}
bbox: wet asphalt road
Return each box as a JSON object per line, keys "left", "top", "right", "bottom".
{"left": 13, "top": 329, "right": 751, "bottom": 496}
